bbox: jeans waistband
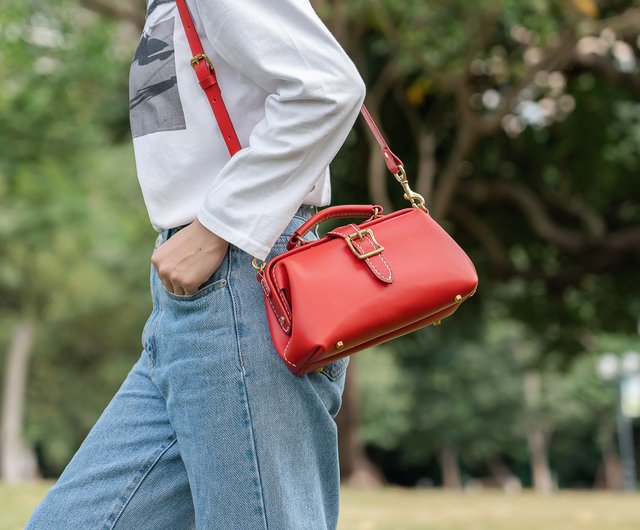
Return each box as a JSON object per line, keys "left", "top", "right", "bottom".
{"left": 161, "top": 204, "right": 319, "bottom": 244}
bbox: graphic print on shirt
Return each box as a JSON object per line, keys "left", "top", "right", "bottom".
{"left": 147, "top": 0, "right": 174, "bottom": 18}
{"left": 129, "top": 17, "right": 186, "bottom": 138}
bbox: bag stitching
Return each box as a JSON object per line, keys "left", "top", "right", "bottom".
{"left": 272, "top": 272, "right": 292, "bottom": 321}
{"left": 346, "top": 225, "right": 393, "bottom": 282}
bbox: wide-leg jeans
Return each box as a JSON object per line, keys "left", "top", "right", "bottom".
{"left": 25, "top": 203, "right": 350, "bottom": 530}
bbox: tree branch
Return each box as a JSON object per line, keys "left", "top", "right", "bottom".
{"left": 390, "top": 83, "right": 439, "bottom": 203}
{"left": 465, "top": 180, "right": 640, "bottom": 256}
{"left": 432, "top": 28, "right": 579, "bottom": 220}
{"left": 450, "top": 205, "right": 510, "bottom": 276}
{"left": 467, "top": 181, "right": 584, "bottom": 252}
{"left": 431, "top": 82, "right": 480, "bottom": 220}
{"left": 546, "top": 192, "right": 606, "bottom": 237}
{"left": 581, "top": 7, "right": 640, "bottom": 40}
{"left": 573, "top": 52, "right": 640, "bottom": 98}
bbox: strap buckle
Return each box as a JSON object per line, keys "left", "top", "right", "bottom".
{"left": 190, "top": 53, "right": 213, "bottom": 71}
{"left": 344, "top": 228, "right": 384, "bottom": 259}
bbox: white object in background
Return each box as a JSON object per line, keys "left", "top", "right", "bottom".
{"left": 621, "top": 374, "right": 640, "bottom": 419}
{"left": 597, "top": 353, "right": 619, "bottom": 381}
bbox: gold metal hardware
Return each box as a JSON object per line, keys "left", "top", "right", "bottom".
{"left": 316, "top": 367, "right": 323, "bottom": 372}
{"left": 190, "top": 53, "right": 213, "bottom": 71}
{"left": 344, "top": 228, "right": 384, "bottom": 259}
{"left": 433, "top": 320, "right": 442, "bottom": 326}
{"left": 454, "top": 294, "right": 463, "bottom": 303}
{"left": 336, "top": 341, "right": 344, "bottom": 349}
{"left": 394, "top": 166, "right": 428, "bottom": 212}
{"left": 293, "top": 235, "right": 306, "bottom": 246}
{"left": 371, "top": 205, "right": 383, "bottom": 219}
{"left": 279, "top": 316, "right": 286, "bottom": 326}
{"left": 252, "top": 257, "right": 266, "bottom": 272}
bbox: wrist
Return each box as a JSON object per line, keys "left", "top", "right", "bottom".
{"left": 193, "top": 218, "right": 229, "bottom": 249}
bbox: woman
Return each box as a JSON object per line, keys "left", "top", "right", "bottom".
{"left": 25, "top": 0, "right": 365, "bottom": 528}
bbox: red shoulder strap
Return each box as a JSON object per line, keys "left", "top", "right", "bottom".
{"left": 175, "top": 0, "right": 241, "bottom": 156}
{"left": 175, "top": 0, "right": 404, "bottom": 174}
{"left": 359, "top": 104, "right": 404, "bottom": 174}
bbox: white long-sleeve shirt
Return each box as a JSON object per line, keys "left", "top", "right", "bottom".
{"left": 129, "top": 0, "right": 366, "bottom": 261}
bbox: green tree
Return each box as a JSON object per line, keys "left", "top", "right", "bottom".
{"left": 0, "top": 0, "right": 149, "bottom": 478}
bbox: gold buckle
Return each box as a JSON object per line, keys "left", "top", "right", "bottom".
{"left": 190, "top": 53, "right": 213, "bottom": 71}
{"left": 344, "top": 228, "right": 384, "bottom": 259}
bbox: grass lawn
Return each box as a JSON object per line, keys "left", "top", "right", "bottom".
{"left": 340, "top": 487, "right": 640, "bottom": 529}
{"left": 3, "top": 481, "right": 640, "bottom": 529}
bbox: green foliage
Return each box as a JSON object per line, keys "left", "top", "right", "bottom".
{"left": 357, "top": 321, "right": 626, "bottom": 486}
{"left": 0, "top": 1, "right": 152, "bottom": 473}
{"left": 329, "top": 0, "right": 639, "bottom": 486}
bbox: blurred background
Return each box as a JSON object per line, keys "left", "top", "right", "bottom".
{"left": 1, "top": 0, "right": 640, "bottom": 528}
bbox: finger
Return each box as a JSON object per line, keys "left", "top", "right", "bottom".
{"left": 182, "top": 281, "right": 200, "bottom": 296}
{"left": 160, "top": 277, "right": 175, "bottom": 294}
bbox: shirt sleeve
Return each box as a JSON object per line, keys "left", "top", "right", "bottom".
{"left": 189, "top": 0, "right": 366, "bottom": 261}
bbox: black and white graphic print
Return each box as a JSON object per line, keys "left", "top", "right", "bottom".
{"left": 147, "top": 0, "right": 174, "bottom": 18}
{"left": 129, "top": 17, "right": 186, "bottom": 138}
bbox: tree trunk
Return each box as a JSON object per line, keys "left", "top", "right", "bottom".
{"left": 601, "top": 450, "right": 624, "bottom": 490}
{"left": 439, "top": 447, "right": 462, "bottom": 489}
{"left": 336, "top": 359, "right": 385, "bottom": 488}
{"left": 526, "top": 426, "right": 554, "bottom": 493}
{"left": 1, "top": 318, "right": 40, "bottom": 483}
{"left": 524, "top": 370, "right": 554, "bottom": 493}
{"left": 487, "top": 456, "right": 522, "bottom": 492}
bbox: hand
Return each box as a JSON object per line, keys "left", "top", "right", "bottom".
{"left": 151, "top": 218, "right": 230, "bottom": 296}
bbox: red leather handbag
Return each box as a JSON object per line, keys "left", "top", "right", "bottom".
{"left": 177, "top": 1, "right": 478, "bottom": 375}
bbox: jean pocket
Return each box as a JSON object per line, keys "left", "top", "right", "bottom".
{"left": 316, "top": 355, "right": 350, "bottom": 382}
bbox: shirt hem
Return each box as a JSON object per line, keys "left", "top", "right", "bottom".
{"left": 196, "top": 210, "right": 272, "bottom": 262}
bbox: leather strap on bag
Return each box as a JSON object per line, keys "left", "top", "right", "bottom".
{"left": 175, "top": 0, "right": 404, "bottom": 175}
{"left": 175, "top": 0, "right": 242, "bottom": 156}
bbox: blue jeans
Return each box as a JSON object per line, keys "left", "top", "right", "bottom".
{"left": 26, "top": 203, "right": 350, "bottom": 530}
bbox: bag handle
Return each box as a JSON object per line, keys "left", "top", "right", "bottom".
{"left": 175, "top": 0, "right": 409, "bottom": 177}
{"left": 285, "top": 204, "right": 383, "bottom": 250}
